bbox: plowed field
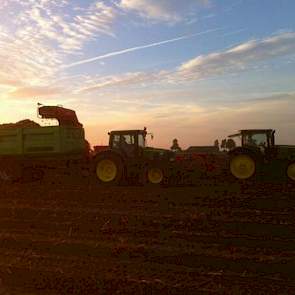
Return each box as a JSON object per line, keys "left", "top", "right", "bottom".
{"left": 0, "top": 180, "right": 294, "bottom": 294}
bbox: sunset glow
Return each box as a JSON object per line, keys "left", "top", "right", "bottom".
{"left": 1, "top": 0, "right": 295, "bottom": 148}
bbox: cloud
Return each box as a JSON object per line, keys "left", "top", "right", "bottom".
{"left": 178, "top": 32, "right": 295, "bottom": 80}
{"left": 0, "top": 76, "right": 23, "bottom": 88}
{"left": 246, "top": 92, "right": 295, "bottom": 104}
{"left": 0, "top": 1, "right": 117, "bottom": 99}
{"left": 12, "top": 1, "right": 116, "bottom": 54}
{"left": 77, "top": 70, "right": 173, "bottom": 93}
{"left": 8, "top": 86, "right": 62, "bottom": 99}
{"left": 119, "top": 0, "right": 210, "bottom": 22}
{"left": 78, "top": 72, "right": 153, "bottom": 93}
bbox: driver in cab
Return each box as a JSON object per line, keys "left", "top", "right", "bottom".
{"left": 119, "top": 136, "right": 134, "bottom": 155}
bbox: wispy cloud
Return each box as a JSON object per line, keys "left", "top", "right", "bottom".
{"left": 77, "top": 71, "right": 168, "bottom": 93}
{"left": 14, "top": 1, "right": 116, "bottom": 54}
{"left": 119, "top": 0, "right": 211, "bottom": 22}
{"left": 0, "top": 0, "right": 117, "bottom": 99}
{"left": 64, "top": 28, "right": 221, "bottom": 68}
{"left": 178, "top": 32, "right": 295, "bottom": 80}
{"left": 8, "top": 86, "right": 62, "bottom": 99}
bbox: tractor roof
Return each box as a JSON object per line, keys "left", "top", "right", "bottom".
{"left": 109, "top": 129, "right": 146, "bottom": 135}
{"left": 239, "top": 129, "right": 274, "bottom": 133}
{"left": 228, "top": 129, "right": 275, "bottom": 138}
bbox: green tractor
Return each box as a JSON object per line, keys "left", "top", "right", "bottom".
{"left": 93, "top": 128, "right": 174, "bottom": 185}
{"left": 228, "top": 129, "right": 295, "bottom": 182}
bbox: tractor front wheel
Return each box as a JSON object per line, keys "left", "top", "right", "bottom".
{"left": 230, "top": 154, "right": 256, "bottom": 180}
{"left": 146, "top": 167, "right": 164, "bottom": 185}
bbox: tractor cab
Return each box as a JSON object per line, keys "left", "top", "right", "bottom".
{"left": 108, "top": 128, "right": 148, "bottom": 158}
{"left": 229, "top": 129, "right": 275, "bottom": 153}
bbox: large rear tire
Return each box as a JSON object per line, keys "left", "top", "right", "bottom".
{"left": 230, "top": 154, "right": 256, "bottom": 180}
{"left": 287, "top": 162, "right": 295, "bottom": 182}
{"left": 95, "top": 155, "right": 123, "bottom": 185}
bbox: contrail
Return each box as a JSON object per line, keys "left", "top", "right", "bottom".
{"left": 64, "top": 28, "right": 221, "bottom": 69}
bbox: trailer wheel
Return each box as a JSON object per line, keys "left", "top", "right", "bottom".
{"left": 95, "top": 155, "right": 123, "bottom": 185}
{"left": 147, "top": 167, "right": 164, "bottom": 184}
{"left": 230, "top": 154, "right": 256, "bottom": 180}
{"left": 287, "top": 162, "right": 295, "bottom": 181}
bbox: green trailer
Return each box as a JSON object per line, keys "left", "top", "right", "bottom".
{"left": 0, "top": 126, "right": 85, "bottom": 156}
{"left": 0, "top": 106, "right": 88, "bottom": 183}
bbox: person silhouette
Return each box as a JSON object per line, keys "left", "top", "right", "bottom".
{"left": 171, "top": 138, "right": 182, "bottom": 152}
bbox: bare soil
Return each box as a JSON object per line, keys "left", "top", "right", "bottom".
{"left": 0, "top": 179, "right": 295, "bottom": 294}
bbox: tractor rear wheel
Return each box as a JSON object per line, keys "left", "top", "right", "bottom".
{"left": 230, "top": 154, "right": 256, "bottom": 180}
{"left": 95, "top": 155, "right": 123, "bottom": 185}
{"left": 287, "top": 162, "right": 295, "bottom": 182}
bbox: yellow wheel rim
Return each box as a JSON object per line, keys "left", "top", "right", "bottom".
{"left": 230, "top": 155, "right": 255, "bottom": 180}
{"left": 148, "top": 168, "right": 164, "bottom": 184}
{"left": 96, "top": 159, "right": 117, "bottom": 182}
{"left": 287, "top": 163, "right": 295, "bottom": 181}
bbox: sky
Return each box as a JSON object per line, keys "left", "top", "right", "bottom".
{"left": 0, "top": 0, "right": 295, "bottom": 148}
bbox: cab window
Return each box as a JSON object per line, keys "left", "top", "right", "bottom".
{"left": 138, "top": 134, "right": 145, "bottom": 147}
{"left": 244, "top": 133, "right": 268, "bottom": 147}
{"left": 122, "top": 134, "right": 135, "bottom": 145}
{"left": 112, "top": 134, "right": 121, "bottom": 148}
